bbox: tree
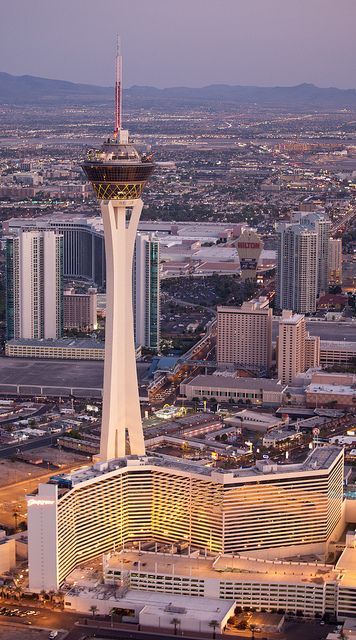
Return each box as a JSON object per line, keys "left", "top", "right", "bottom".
{"left": 39, "top": 589, "right": 47, "bottom": 603}
{"left": 170, "top": 618, "right": 180, "bottom": 635}
{"left": 89, "top": 604, "right": 98, "bottom": 618}
{"left": 13, "top": 510, "right": 19, "bottom": 531}
{"left": 209, "top": 619, "right": 219, "bottom": 639}
{"left": 14, "top": 585, "right": 22, "bottom": 601}
{"left": 48, "top": 589, "right": 55, "bottom": 603}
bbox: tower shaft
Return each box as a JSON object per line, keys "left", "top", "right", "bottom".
{"left": 100, "top": 198, "right": 145, "bottom": 460}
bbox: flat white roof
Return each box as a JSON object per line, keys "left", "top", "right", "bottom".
{"left": 186, "top": 375, "right": 285, "bottom": 392}
{"left": 306, "top": 384, "right": 355, "bottom": 395}
{"left": 105, "top": 548, "right": 338, "bottom": 586}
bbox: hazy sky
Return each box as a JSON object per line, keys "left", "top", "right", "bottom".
{"left": 1, "top": 0, "right": 356, "bottom": 89}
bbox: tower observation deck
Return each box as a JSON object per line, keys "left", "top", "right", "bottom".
{"left": 81, "top": 39, "right": 154, "bottom": 461}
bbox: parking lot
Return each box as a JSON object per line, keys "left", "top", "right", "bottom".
{"left": 0, "top": 605, "right": 66, "bottom": 640}
{"left": 0, "top": 627, "right": 61, "bottom": 640}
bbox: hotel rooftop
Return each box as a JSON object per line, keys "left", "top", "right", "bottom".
{"left": 53, "top": 446, "right": 342, "bottom": 488}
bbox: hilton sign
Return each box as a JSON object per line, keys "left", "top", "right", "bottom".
{"left": 237, "top": 242, "right": 261, "bottom": 249}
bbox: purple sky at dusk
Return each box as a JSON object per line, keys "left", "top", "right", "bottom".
{"left": 1, "top": 0, "right": 356, "bottom": 89}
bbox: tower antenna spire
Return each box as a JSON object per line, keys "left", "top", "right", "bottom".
{"left": 114, "top": 34, "right": 122, "bottom": 138}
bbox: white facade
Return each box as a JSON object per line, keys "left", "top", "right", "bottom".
{"left": 26, "top": 483, "right": 59, "bottom": 591}
{"left": 6, "top": 230, "right": 63, "bottom": 340}
{"left": 276, "top": 223, "right": 318, "bottom": 314}
{"left": 293, "top": 211, "right": 331, "bottom": 295}
{"left": 99, "top": 199, "right": 145, "bottom": 460}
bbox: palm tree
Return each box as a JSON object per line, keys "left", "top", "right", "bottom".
{"left": 56, "top": 590, "right": 65, "bottom": 609}
{"left": 170, "top": 617, "right": 180, "bottom": 635}
{"left": 48, "top": 589, "right": 55, "bottom": 603}
{"left": 209, "top": 619, "right": 219, "bottom": 639}
{"left": 39, "top": 589, "right": 47, "bottom": 603}
{"left": 13, "top": 510, "right": 19, "bottom": 531}
{"left": 89, "top": 604, "right": 98, "bottom": 618}
{"left": 14, "top": 585, "right": 22, "bottom": 601}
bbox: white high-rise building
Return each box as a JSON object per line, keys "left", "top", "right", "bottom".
{"left": 276, "top": 223, "right": 318, "bottom": 314}
{"left": 133, "top": 233, "right": 160, "bottom": 350}
{"left": 293, "top": 211, "right": 331, "bottom": 295}
{"left": 328, "top": 237, "right": 342, "bottom": 285}
{"left": 5, "top": 230, "right": 63, "bottom": 340}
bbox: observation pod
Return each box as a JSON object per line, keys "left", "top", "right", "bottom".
{"left": 82, "top": 138, "right": 154, "bottom": 461}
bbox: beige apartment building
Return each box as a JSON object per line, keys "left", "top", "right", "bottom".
{"left": 305, "top": 333, "right": 321, "bottom": 369}
{"left": 277, "top": 311, "right": 321, "bottom": 384}
{"left": 217, "top": 297, "right": 272, "bottom": 370}
{"left": 277, "top": 311, "right": 306, "bottom": 385}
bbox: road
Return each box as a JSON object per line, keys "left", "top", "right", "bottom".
{"left": 0, "top": 602, "right": 84, "bottom": 631}
{"left": 0, "top": 461, "right": 84, "bottom": 528}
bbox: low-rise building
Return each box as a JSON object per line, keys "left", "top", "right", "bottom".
{"left": 263, "top": 429, "right": 302, "bottom": 447}
{"left": 180, "top": 375, "right": 286, "bottom": 406}
{"left": 64, "top": 541, "right": 356, "bottom": 622}
{"left": 306, "top": 383, "right": 356, "bottom": 409}
{"left": 225, "top": 410, "right": 285, "bottom": 433}
{"left": 5, "top": 338, "right": 105, "bottom": 360}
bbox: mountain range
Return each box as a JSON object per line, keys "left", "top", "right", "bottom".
{"left": 1, "top": 71, "right": 356, "bottom": 109}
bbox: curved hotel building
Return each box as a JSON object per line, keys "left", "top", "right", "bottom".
{"left": 28, "top": 447, "right": 344, "bottom": 590}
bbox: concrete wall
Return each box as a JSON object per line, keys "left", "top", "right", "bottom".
{"left": 345, "top": 499, "right": 356, "bottom": 525}
{"left": 0, "top": 539, "right": 16, "bottom": 573}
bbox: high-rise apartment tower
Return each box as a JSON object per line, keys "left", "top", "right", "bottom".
{"left": 276, "top": 223, "right": 318, "bottom": 314}
{"left": 5, "top": 230, "right": 63, "bottom": 340}
{"left": 293, "top": 211, "right": 331, "bottom": 295}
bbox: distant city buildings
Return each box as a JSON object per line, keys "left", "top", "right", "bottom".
{"left": 329, "top": 237, "right": 343, "bottom": 285}
{"left": 5, "top": 230, "right": 63, "bottom": 340}
{"left": 63, "top": 287, "right": 97, "bottom": 331}
{"left": 217, "top": 297, "right": 272, "bottom": 371}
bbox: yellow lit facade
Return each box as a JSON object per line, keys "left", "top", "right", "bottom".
{"left": 27, "top": 447, "right": 344, "bottom": 591}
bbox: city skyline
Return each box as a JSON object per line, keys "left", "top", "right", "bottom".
{"left": 1, "top": 0, "right": 356, "bottom": 89}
